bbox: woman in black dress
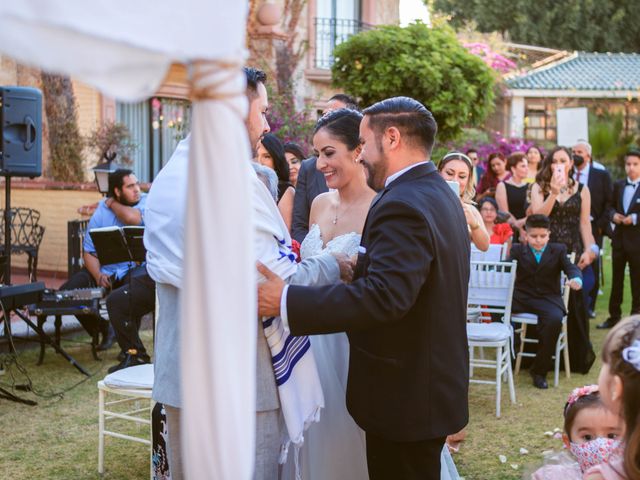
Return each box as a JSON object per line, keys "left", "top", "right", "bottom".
{"left": 530, "top": 146, "right": 598, "bottom": 373}
{"left": 496, "top": 152, "right": 529, "bottom": 241}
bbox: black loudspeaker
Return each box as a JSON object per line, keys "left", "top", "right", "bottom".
{"left": 0, "top": 86, "right": 42, "bottom": 178}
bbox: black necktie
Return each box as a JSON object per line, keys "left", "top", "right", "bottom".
{"left": 626, "top": 180, "right": 638, "bottom": 188}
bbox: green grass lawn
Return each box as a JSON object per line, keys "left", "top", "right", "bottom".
{"left": 456, "top": 243, "right": 633, "bottom": 479}
{"left": 0, "top": 249, "right": 634, "bottom": 479}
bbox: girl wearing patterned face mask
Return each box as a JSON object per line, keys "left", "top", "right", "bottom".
{"left": 586, "top": 315, "right": 640, "bottom": 479}
{"left": 532, "top": 385, "right": 624, "bottom": 479}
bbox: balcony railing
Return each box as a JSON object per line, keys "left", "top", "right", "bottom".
{"left": 314, "top": 17, "right": 372, "bottom": 70}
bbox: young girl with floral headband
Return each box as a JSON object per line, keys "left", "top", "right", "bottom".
{"left": 585, "top": 315, "right": 640, "bottom": 479}
{"left": 532, "top": 384, "right": 624, "bottom": 479}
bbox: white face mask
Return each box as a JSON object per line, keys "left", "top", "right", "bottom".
{"left": 569, "top": 437, "right": 621, "bottom": 472}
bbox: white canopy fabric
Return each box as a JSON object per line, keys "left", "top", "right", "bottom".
{"left": 0, "top": 3, "right": 255, "bottom": 479}
{"left": 0, "top": 1, "right": 247, "bottom": 100}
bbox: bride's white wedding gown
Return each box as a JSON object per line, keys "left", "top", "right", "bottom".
{"left": 293, "top": 223, "right": 369, "bottom": 480}
{"left": 285, "top": 224, "right": 459, "bottom": 480}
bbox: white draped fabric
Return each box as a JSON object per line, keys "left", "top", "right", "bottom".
{"left": 0, "top": 3, "right": 255, "bottom": 480}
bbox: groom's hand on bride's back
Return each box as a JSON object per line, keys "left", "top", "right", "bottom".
{"left": 257, "top": 262, "right": 285, "bottom": 317}
{"left": 332, "top": 253, "right": 354, "bottom": 283}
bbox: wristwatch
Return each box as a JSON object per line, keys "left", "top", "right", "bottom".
{"left": 589, "top": 244, "right": 600, "bottom": 256}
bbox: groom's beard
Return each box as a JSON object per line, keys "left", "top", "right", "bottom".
{"left": 363, "top": 157, "right": 388, "bottom": 192}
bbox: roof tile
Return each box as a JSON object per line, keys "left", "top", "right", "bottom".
{"left": 506, "top": 52, "right": 640, "bottom": 91}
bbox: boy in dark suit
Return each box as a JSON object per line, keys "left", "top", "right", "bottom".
{"left": 509, "top": 214, "right": 582, "bottom": 389}
{"left": 603, "top": 150, "right": 640, "bottom": 328}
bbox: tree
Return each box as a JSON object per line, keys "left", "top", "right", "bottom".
{"left": 430, "top": 0, "right": 640, "bottom": 53}
{"left": 41, "top": 73, "right": 85, "bottom": 182}
{"left": 331, "top": 22, "right": 495, "bottom": 142}
{"left": 85, "top": 122, "right": 137, "bottom": 166}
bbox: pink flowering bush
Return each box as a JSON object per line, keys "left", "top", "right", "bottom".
{"left": 435, "top": 131, "right": 544, "bottom": 165}
{"left": 266, "top": 93, "right": 316, "bottom": 154}
{"left": 464, "top": 42, "right": 517, "bottom": 74}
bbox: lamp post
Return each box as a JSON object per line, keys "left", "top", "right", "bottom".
{"left": 92, "top": 152, "right": 117, "bottom": 195}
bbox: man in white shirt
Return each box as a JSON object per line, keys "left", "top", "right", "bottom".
{"left": 145, "top": 67, "right": 347, "bottom": 480}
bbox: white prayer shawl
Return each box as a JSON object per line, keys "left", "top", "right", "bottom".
{"left": 253, "top": 174, "right": 325, "bottom": 459}
{"left": 0, "top": 4, "right": 256, "bottom": 479}
{"left": 144, "top": 136, "right": 189, "bottom": 288}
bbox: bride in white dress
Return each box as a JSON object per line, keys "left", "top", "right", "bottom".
{"left": 285, "top": 108, "right": 461, "bottom": 480}
{"left": 292, "top": 108, "right": 375, "bottom": 480}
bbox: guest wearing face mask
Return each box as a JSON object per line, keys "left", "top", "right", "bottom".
{"left": 572, "top": 140, "right": 613, "bottom": 323}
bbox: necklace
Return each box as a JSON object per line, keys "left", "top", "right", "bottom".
{"left": 333, "top": 198, "right": 355, "bottom": 225}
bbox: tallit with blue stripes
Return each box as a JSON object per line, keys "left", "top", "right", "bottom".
{"left": 253, "top": 173, "right": 324, "bottom": 463}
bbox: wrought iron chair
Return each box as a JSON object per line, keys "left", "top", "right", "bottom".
{"left": 0, "top": 207, "right": 46, "bottom": 281}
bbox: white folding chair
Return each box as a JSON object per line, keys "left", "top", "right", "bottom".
{"left": 470, "top": 242, "right": 508, "bottom": 262}
{"left": 512, "top": 253, "right": 575, "bottom": 387}
{"left": 466, "top": 260, "right": 518, "bottom": 418}
{"left": 98, "top": 363, "right": 154, "bottom": 477}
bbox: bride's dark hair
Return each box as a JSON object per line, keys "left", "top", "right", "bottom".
{"left": 314, "top": 108, "right": 363, "bottom": 151}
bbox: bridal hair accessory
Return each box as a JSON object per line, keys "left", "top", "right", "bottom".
{"left": 622, "top": 339, "right": 640, "bottom": 371}
{"left": 440, "top": 151, "right": 473, "bottom": 168}
{"left": 565, "top": 384, "right": 599, "bottom": 411}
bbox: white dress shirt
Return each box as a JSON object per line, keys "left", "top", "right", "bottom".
{"left": 575, "top": 163, "right": 591, "bottom": 185}
{"left": 623, "top": 177, "right": 639, "bottom": 225}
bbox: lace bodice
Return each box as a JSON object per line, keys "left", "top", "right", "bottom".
{"left": 300, "top": 223, "right": 361, "bottom": 260}
{"left": 548, "top": 184, "right": 584, "bottom": 255}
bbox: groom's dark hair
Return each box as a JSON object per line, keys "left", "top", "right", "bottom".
{"left": 363, "top": 97, "right": 437, "bottom": 155}
{"left": 244, "top": 67, "right": 267, "bottom": 99}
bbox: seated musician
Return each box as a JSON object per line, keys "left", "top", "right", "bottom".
{"left": 60, "top": 169, "right": 147, "bottom": 351}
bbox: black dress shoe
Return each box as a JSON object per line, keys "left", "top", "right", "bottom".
{"left": 97, "top": 323, "right": 116, "bottom": 351}
{"left": 108, "top": 350, "right": 150, "bottom": 374}
{"left": 530, "top": 371, "right": 548, "bottom": 389}
{"left": 596, "top": 317, "right": 619, "bottom": 329}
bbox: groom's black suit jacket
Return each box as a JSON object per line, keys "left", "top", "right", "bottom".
{"left": 287, "top": 162, "right": 470, "bottom": 442}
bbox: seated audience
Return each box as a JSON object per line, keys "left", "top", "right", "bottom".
{"left": 478, "top": 197, "right": 513, "bottom": 249}
{"left": 508, "top": 214, "right": 582, "bottom": 389}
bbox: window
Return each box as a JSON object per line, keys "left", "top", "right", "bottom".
{"left": 314, "top": 0, "right": 366, "bottom": 69}
{"left": 116, "top": 97, "right": 191, "bottom": 182}
{"left": 524, "top": 101, "right": 556, "bottom": 142}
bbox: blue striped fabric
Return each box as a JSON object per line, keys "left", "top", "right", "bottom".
{"left": 264, "top": 317, "right": 312, "bottom": 386}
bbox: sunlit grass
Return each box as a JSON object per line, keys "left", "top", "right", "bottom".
{"left": 0, "top": 246, "right": 634, "bottom": 479}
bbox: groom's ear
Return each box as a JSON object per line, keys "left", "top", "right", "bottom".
{"left": 385, "top": 126, "right": 401, "bottom": 151}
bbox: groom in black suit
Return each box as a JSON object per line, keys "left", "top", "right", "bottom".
{"left": 258, "top": 97, "right": 470, "bottom": 479}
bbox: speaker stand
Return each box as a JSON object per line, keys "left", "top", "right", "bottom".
{"left": 3, "top": 174, "right": 12, "bottom": 285}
